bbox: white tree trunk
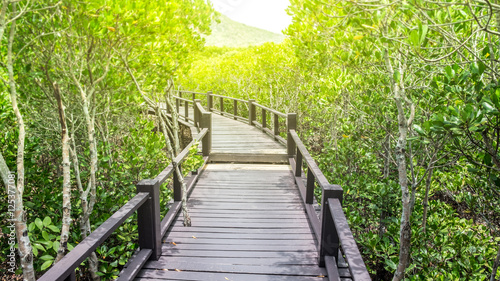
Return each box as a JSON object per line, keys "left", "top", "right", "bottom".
{"left": 7, "top": 4, "right": 35, "bottom": 279}
{"left": 52, "top": 82, "right": 72, "bottom": 263}
{"left": 0, "top": 151, "right": 10, "bottom": 189}
{"left": 385, "top": 50, "right": 412, "bottom": 281}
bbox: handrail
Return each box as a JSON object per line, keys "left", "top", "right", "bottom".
{"left": 288, "top": 129, "right": 370, "bottom": 280}
{"left": 38, "top": 112, "right": 213, "bottom": 281}
{"left": 329, "top": 198, "right": 371, "bottom": 281}
{"left": 38, "top": 193, "right": 149, "bottom": 281}
{"left": 253, "top": 102, "right": 287, "bottom": 118}
{"left": 210, "top": 93, "right": 246, "bottom": 103}
{"left": 177, "top": 90, "right": 205, "bottom": 95}
{"left": 174, "top": 96, "right": 193, "bottom": 103}
{"left": 290, "top": 130, "right": 330, "bottom": 188}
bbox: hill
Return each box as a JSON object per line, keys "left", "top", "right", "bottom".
{"left": 204, "top": 14, "right": 285, "bottom": 47}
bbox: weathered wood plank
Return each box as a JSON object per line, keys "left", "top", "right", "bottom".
{"left": 142, "top": 261, "right": 327, "bottom": 276}
{"left": 165, "top": 232, "right": 315, "bottom": 240}
{"left": 162, "top": 238, "right": 315, "bottom": 246}
{"left": 162, "top": 243, "right": 316, "bottom": 252}
{"left": 136, "top": 271, "right": 327, "bottom": 281}
{"left": 150, "top": 256, "right": 318, "bottom": 266}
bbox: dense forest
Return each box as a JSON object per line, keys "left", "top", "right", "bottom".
{"left": 1, "top": 0, "right": 499, "bottom": 280}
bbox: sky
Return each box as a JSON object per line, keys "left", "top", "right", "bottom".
{"left": 210, "top": 0, "right": 293, "bottom": 34}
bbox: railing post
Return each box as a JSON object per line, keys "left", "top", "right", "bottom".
{"left": 295, "top": 148, "right": 302, "bottom": 177}
{"left": 136, "top": 179, "right": 161, "bottom": 260}
{"left": 185, "top": 100, "right": 189, "bottom": 119}
{"left": 220, "top": 96, "right": 224, "bottom": 113}
{"left": 176, "top": 98, "right": 180, "bottom": 114}
{"left": 287, "top": 113, "right": 297, "bottom": 157}
{"left": 261, "top": 108, "right": 266, "bottom": 129}
{"left": 273, "top": 113, "right": 279, "bottom": 139}
{"left": 194, "top": 99, "right": 201, "bottom": 128}
{"left": 318, "top": 184, "right": 343, "bottom": 267}
{"left": 306, "top": 169, "right": 315, "bottom": 204}
{"left": 248, "top": 99, "right": 256, "bottom": 125}
{"left": 233, "top": 99, "right": 238, "bottom": 120}
{"left": 192, "top": 92, "right": 196, "bottom": 101}
{"left": 207, "top": 91, "right": 213, "bottom": 112}
{"left": 201, "top": 112, "right": 212, "bottom": 156}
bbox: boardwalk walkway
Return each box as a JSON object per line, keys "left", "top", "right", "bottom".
{"left": 137, "top": 105, "right": 329, "bottom": 280}
{"left": 137, "top": 164, "right": 327, "bottom": 280}
{"left": 38, "top": 92, "right": 368, "bottom": 281}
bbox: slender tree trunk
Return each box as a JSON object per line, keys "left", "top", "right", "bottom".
{"left": 7, "top": 4, "right": 35, "bottom": 279}
{"left": 422, "top": 167, "right": 434, "bottom": 233}
{"left": 123, "top": 59, "right": 192, "bottom": 226}
{"left": 0, "top": 151, "right": 10, "bottom": 189}
{"left": 82, "top": 93, "right": 100, "bottom": 281}
{"left": 52, "top": 83, "right": 72, "bottom": 263}
{"left": 386, "top": 50, "right": 412, "bottom": 281}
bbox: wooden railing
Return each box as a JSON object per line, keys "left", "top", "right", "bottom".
{"left": 175, "top": 90, "right": 289, "bottom": 146}
{"left": 173, "top": 90, "right": 370, "bottom": 280}
{"left": 37, "top": 113, "right": 212, "bottom": 281}
{"left": 289, "top": 130, "right": 371, "bottom": 281}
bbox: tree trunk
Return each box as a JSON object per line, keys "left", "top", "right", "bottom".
{"left": 52, "top": 82, "right": 72, "bottom": 263}
{"left": 385, "top": 50, "right": 412, "bottom": 281}
{"left": 0, "top": 151, "right": 10, "bottom": 189}
{"left": 7, "top": 4, "right": 35, "bottom": 279}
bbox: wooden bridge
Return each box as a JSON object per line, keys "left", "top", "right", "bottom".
{"left": 38, "top": 91, "right": 370, "bottom": 281}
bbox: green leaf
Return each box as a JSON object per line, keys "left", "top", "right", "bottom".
{"left": 33, "top": 243, "right": 45, "bottom": 251}
{"left": 40, "top": 255, "right": 54, "bottom": 261}
{"left": 47, "top": 225, "right": 59, "bottom": 232}
{"left": 386, "top": 259, "right": 397, "bottom": 270}
{"left": 43, "top": 217, "right": 52, "bottom": 227}
{"left": 445, "top": 66, "right": 455, "bottom": 79}
{"left": 42, "top": 231, "right": 50, "bottom": 241}
{"left": 419, "top": 24, "right": 428, "bottom": 44}
{"left": 32, "top": 246, "right": 38, "bottom": 257}
{"left": 41, "top": 260, "right": 53, "bottom": 271}
{"left": 409, "top": 29, "right": 419, "bottom": 46}
{"left": 35, "top": 218, "right": 44, "bottom": 231}
{"left": 413, "top": 124, "right": 425, "bottom": 135}
{"left": 53, "top": 241, "right": 60, "bottom": 252}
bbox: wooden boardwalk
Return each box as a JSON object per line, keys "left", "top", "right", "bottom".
{"left": 38, "top": 92, "right": 369, "bottom": 281}
{"left": 137, "top": 164, "right": 328, "bottom": 281}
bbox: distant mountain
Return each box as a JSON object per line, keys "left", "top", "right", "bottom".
{"left": 204, "top": 14, "right": 285, "bottom": 47}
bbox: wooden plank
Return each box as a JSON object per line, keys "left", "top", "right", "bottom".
{"left": 136, "top": 271, "right": 327, "bottom": 281}
{"left": 167, "top": 226, "right": 313, "bottom": 234}
{"left": 175, "top": 217, "right": 309, "bottom": 224}
{"left": 165, "top": 232, "right": 315, "bottom": 240}
{"left": 162, "top": 238, "right": 315, "bottom": 246}
{"left": 158, "top": 249, "right": 319, "bottom": 259}
{"left": 162, "top": 243, "right": 316, "bottom": 252}
{"left": 143, "top": 261, "right": 326, "bottom": 276}
{"left": 171, "top": 221, "right": 311, "bottom": 228}
{"left": 150, "top": 256, "right": 318, "bottom": 266}
{"left": 178, "top": 213, "right": 309, "bottom": 219}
